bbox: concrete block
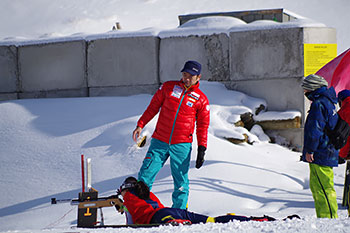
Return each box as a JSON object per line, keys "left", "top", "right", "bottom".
{"left": 89, "top": 84, "right": 159, "bottom": 97}
{"left": 223, "top": 77, "right": 305, "bottom": 114}
{"left": 266, "top": 128, "right": 303, "bottom": 152}
{"left": 18, "top": 88, "right": 88, "bottom": 99}
{"left": 18, "top": 41, "right": 87, "bottom": 92}
{"left": 0, "top": 93, "right": 18, "bottom": 101}
{"left": 0, "top": 46, "right": 17, "bottom": 92}
{"left": 159, "top": 33, "right": 230, "bottom": 82}
{"left": 87, "top": 36, "right": 159, "bottom": 87}
{"left": 303, "top": 27, "right": 336, "bottom": 44}
{"left": 229, "top": 27, "right": 304, "bottom": 80}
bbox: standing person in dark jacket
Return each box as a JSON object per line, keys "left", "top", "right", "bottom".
{"left": 132, "top": 60, "right": 210, "bottom": 209}
{"left": 338, "top": 89, "right": 350, "bottom": 160}
{"left": 301, "top": 74, "right": 339, "bottom": 218}
{"left": 117, "top": 177, "right": 278, "bottom": 225}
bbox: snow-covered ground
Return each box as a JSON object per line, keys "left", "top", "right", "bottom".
{"left": 0, "top": 81, "right": 349, "bottom": 233}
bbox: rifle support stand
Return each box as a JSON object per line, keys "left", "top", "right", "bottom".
{"left": 51, "top": 156, "right": 125, "bottom": 227}
{"left": 77, "top": 191, "right": 98, "bottom": 227}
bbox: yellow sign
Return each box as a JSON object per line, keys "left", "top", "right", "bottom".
{"left": 304, "top": 44, "right": 337, "bottom": 76}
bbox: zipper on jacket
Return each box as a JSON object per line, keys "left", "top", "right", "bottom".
{"left": 169, "top": 90, "right": 187, "bottom": 144}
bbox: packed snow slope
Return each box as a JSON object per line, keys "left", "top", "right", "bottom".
{"left": 0, "top": 81, "right": 350, "bottom": 233}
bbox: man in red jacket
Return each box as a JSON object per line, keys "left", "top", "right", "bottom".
{"left": 338, "top": 89, "right": 350, "bottom": 160}
{"left": 132, "top": 60, "right": 210, "bottom": 209}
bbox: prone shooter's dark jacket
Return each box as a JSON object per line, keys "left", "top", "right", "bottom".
{"left": 302, "top": 86, "right": 339, "bottom": 167}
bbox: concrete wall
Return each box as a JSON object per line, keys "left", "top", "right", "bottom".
{"left": 227, "top": 27, "right": 335, "bottom": 109}
{"left": 159, "top": 33, "right": 230, "bottom": 82}
{"left": 0, "top": 46, "right": 18, "bottom": 100}
{"left": 226, "top": 27, "right": 304, "bottom": 149}
{"left": 17, "top": 41, "right": 87, "bottom": 99}
{"left": 1, "top": 26, "right": 336, "bottom": 104}
{"left": 303, "top": 27, "right": 337, "bottom": 44}
{"left": 228, "top": 27, "right": 305, "bottom": 112}
{"left": 230, "top": 28, "right": 304, "bottom": 80}
{"left": 0, "top": 26, "right": 337, "bottom": 150}
{"left": 224, "top": 78, "right": 305, "bottom": 112}
{"left": 224, "top": 27, "right": 336, "bottom": 149}
{"left": 87, "top": 36, "right": 160, "bottom": 96}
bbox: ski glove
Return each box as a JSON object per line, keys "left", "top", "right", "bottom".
{"left": 196, "top": 145, "right": 206, "bottom": 169}
{"left": 339, "top": 156, "right": 346, "bottom": 164}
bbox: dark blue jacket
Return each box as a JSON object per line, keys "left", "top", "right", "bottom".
{"left": 302, "top": 86, "right": 339, "bottom": 167}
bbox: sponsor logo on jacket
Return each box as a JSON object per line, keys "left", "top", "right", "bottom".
{"left": 186, "top": 101, "right": 193, "bottom": 107}
{"left": 188, "top": 92, "right": 200, "bottom": 100}
{"left": 171, "top": 85, "right": 183, "bottom": 99}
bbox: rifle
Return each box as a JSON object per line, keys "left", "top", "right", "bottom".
{"left": 51, "top": 192, "right": 125, "bottom": 227}
{"left": 52, "top": 194, "right": 124, "bottom": 210}
{"left": 51, "top": 156, "right": 127, "bottom": 227}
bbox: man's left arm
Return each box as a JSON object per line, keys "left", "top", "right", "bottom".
{"left": 195, "top": 96, "right": 210, "bottom": 168}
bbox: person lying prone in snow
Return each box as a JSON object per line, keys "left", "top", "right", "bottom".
{"left": 116, "top": 176, "right": 299, "bottom": 225}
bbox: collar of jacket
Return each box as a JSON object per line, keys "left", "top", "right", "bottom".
{"left": 180, "top": 80, "right": 200, "bottom": 91}
{"left": 306, "top": 86, "right": 337, "bottom": 104}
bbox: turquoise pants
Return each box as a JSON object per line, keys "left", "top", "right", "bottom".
{"left": 309, "top": 163, "right": 338, "bottom": 218}
{"left": 138, "top": 138, "right": 192, "bottom": 209}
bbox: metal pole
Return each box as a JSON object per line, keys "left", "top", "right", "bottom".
{"left": 81, "top": 154, "right": 85, "bottom": 192}
{"left": 87, "top": 158, "right": 92, "bottom": 191}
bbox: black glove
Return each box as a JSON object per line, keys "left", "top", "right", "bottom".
{"left": 196, "top": 145, "right": 206, "bottom": 169}
{"left": 339, "top": 156, "right": 346, "bottom": 164}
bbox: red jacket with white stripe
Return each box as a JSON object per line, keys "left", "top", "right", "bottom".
{"left": 137, "top": 80, "right": 210, "bottom": 147}
{"left": 339, "top": 97, "right": 350, "bottom": 159}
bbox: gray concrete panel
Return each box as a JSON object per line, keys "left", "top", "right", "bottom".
{"left": 0, "top": 46, "right": 17, "bottom": 92}
{"left": 89, "top": 84, "right": 159, "bottom": 97}
{"left": 0, "top": 93, "right": 18, "bottom": 101}
{"left": 223, "top": 77, "right": 305, "bottom": 113}
{"left": 18, "top": 88, "right": 88, "bottom": 99}
{"left": 159, "top": 33, "right": 229, "bottom": 82}
{"left": 18, "top": 41, "right": 86, "bottom": 92}
{"left": 229, "top": 27, "right": 304, "bottom": 80}
{"left": 87, "top": 37, "right": 159, "bottom": 87}
{"left": 266, "top": 128, "right": 303, "bottom": 151}
{"left": 303, "top": 27, "right": 337, "bottom": 44}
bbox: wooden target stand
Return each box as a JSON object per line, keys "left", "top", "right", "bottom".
{"left": 77, "top": 155, "right": 97, "bottom": 227}
{"left": 76, "top": 155, "right": 123, "bottom": 227}
{"left": 50, "top": 155, "right": 124, "bottom": 228}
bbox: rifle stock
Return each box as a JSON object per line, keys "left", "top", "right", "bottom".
{"left": 74, "top": 195, "right": 124, "bottom": 213}
{"left": 52, "top": 195, "right": 124, "bottom": 213}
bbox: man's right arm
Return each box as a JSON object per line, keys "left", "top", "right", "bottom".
{"left": 132, "top": 85, "right": 165, "bottom": 141}
{"left": 304, "top": 101, "right": 326, "bottom": 153}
